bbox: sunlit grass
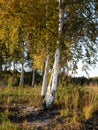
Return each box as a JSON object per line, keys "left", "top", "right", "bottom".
{"left": 0, "top": 84, "right": 98, "bottom": 129}
{"left": 82, "top": 85, "right": 98, "bottom": 120}
{"left": 0, "top": 85, "right": 42, "bottom": 129}
{"left": 0, "top": 112, "right": 21, "bottom": 130}
{"left": 0, "top": 85, "right": 41, "bottom": 107}
{"left": 55, "top": 84, "right": 98, "bottom": 121}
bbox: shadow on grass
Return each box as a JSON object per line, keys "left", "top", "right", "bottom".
{"left": 83, "top": 112, "right": 98, "bottom": 130}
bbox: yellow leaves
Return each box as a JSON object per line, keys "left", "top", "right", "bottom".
{"left": 0, "top": 28, "right": 5, "bottom": 39}
{"left": 33, "top": 48, "right": 47, "bottom": 70}
{"left": 0, "top": 0, "right": 14, "bottom": 4}
{"left": 33, "top": 53, "right": 45, "bottom": 71}
{"left": 0, "top": 0, "right": 5, "bottom": 3}
{"left": 10, "top": 27, "right": 18, "bottom": 43}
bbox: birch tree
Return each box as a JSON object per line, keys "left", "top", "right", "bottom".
{"left": 42, "top": 0, "right": 65, "bottom": 108}
{"left": 41, "top": 0, "right": 50, "bottom": 97}
{"left": 0, "top": 41, "right": 3, "bottom": 81}
{"left": 31, "top": 68, "right": 35, "bottom": 87}
{"left": 41, "top": 56, "right": 49, "bottom": 97}
{"left": 42, "top": 0, "right": 98, "bottom": 108}
{"left": 0, "top": 0, "right": 97, "bottom": 104}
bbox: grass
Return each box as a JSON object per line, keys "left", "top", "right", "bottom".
{"left": 55, "top": 84, "right": 98, "bottom": 121}
{"left": 0, "top": 84, "right": 98, "bottom": 129}
{"left": 0, "top": 112, "right": 21, "bottom": 130}
{"left": 0, "top": 85, "right": 41, "bottom": 130}
{"left": 0, "top": 86, "right": 41, "bottom": 107}
{"left": 83, "top": 85, "right": 98, "bottom": 120}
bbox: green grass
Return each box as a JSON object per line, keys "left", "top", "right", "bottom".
{"left": 55, "top": 84, "right": 98, "bottom": 121}
{"left": 0, "top": 86, "right": 41, "bottom": 107}
{"left": 0, "top": 86, "right": 41, "bottom": 130}
{"left": 0, "top": 84, "right": 98, "bottom": 129}
{"left": 0, "top": 112, "right": 21, "bottom": 130}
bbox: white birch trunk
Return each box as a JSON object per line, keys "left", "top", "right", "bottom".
{"left": 12, "top": 61, "right": 15, "bottom": 86}
{"left": 44, "top": 0, "right": 65, "bottom": 108}
{"left": 31, "top": 68, "right": 35, "bottom": 87}
{"left": 20, "top": 41, "right": 25, "bottom": 86}
{"left": 0, "top": 44, "right": 2, "bottom": 81}
{"left": 45, "top": 49, "right": 60, "bottom": 108}
{"left": 41, "top": 57, "right": 49, "bottom": 97}
{"left": 41, "top": 0, "right": 49, "bottom": 98}
{"left": 19, "top": 63, "right": 24, "bottom": 86}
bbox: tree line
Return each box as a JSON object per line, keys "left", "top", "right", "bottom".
{"left": 1, "top": 70, "right": 98, "bottom": 87}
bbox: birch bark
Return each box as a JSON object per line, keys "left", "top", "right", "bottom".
{"left": 31, "top": 68, "right": 35, "bottom": 87}
{"left": 0, "top": 44, "right": 2, "bottom": 81}
{"left": 44, "top": 0, "right": 65, "bottom": 108}
{"left": 19, "top": 63, "right": 24, "bottom": 86}
{"left": 41, "top": 0, "right": 49, "bottom": 97}
{"left": 19, "top": 42, "right": 25, "bottom": 86}
{"left": 11, "top": 61, "right": 15, "bottom": 86}
{"left": 41, "top": 57, "right": 49, "bottom": 97}
{"left": 45, "top": 49, "right": 60, "bottom": 108}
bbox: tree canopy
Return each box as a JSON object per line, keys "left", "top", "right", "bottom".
{"left": 0, "top": 0, "right": 97, "bottom": 73}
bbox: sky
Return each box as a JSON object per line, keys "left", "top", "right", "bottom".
{"left": 4, "top": 60, "right": 98, "bottom": 78}
{"left": 73, "top": 61, "right": 98, "bottom": 78}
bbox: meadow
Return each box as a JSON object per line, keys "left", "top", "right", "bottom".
{"left": 0, "top": 84, "right": 98, "bottom": 130}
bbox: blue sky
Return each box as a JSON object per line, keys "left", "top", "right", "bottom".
{"left": 73, "top": 61, "right": 98, "bottom": 78}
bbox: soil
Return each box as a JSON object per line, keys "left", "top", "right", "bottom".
{"left": 0, "top": 105, "right": 98, "bottom": 130}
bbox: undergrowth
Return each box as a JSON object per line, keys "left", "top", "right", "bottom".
{"left": 0, "top": 84, "right": 98, "bottom": 129}
{"left": 55, "top": 84, "right": 98, "bottom": 122}
{"left": 0, "top": 86, "right": 41, "bottom": 107}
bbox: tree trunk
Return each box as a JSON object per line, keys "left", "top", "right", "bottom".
{"left": 41, "top": 57, "right": 49, "bottom": 97}
{"left": 41, "top": 0, "right": 49, "bottom": 98}
{"left": 0, "top": 45, "right": 2, "bottom": 81}
{"left": 31, "top": 68, "right": 35, "bottom": 87}
{"left": 44, "top": 49, "right": 60, "bottom": 108}
{"left": 19, "top": 41, "right": 25, "bottom": 86}
{"left": 11, "top": 61, "right": 15, "bottom": 86}
{"left": 43, "top": 0, "right": 65, "bottom": 108}
{"left": 19, "top": 63, "right": 24, "bottom": 86}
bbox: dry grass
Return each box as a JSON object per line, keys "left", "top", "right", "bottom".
{"left": 55, "top": 84, "right": 98, "bottom": 121}
{"left": 0, "top": 84, "right": 98, "bottom": 130}
{"left": 0, "top": 86, "right": 41, "bottom": 107}
{"left": 83, "top": 85, "right": 98, "bottom": 120}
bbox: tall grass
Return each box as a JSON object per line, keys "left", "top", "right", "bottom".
{"left": 83, "top": 84, "right": 98, "bottom": 120}
{"left": 0, "top": 112, "right": 21, "bottom": 130}
{"left": 0, "top": 85, "right": 41, "bottom": 130}
{"left": 55, "top": 84, "right": 98, "bottom": 121}
{"left": 0, "top": 84, "right": 98, "bottom": 129}
{"left": 0, "top": 86, "right": 41, "bottom": 107}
